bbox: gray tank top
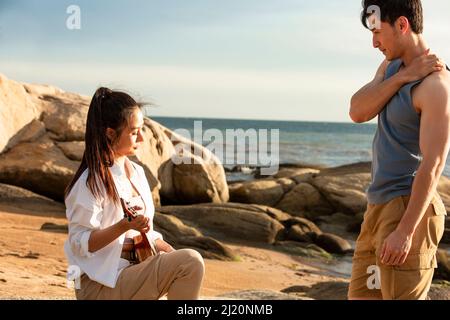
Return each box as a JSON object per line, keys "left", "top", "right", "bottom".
{"left": 366, "top": 59, "right": 423, "bottom": 204}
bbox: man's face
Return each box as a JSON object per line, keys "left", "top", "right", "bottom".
{"left": 371, "top": 21, "right": 400, "bottom": 61}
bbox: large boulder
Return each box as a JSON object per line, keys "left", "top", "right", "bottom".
{"left": 229, "top": 179, "right": 285, "bottom": 207}
{"left": 0, "top": 75, "right": 229, "bottom": 205}
{"left": 0, "top": 183, "right": 65, "bottom": 217}
{"left": 0, "top": 134, "right": 79, "bottom": 201}
{"left": 276, "top": 182, "right": 334, "bottom": 217}
{"left": 164, "top": 128, "right": 229, "bottom": 204}
{"left": 158, "top": 203, "right": 285, "bottom": 244}
{"left": 311, "top": 162, "right": 372, "bottom": 215}
{"left": 283, "top": 217, "right": 323, "bottom": 243}
{"left": 0, "top": 74, "right": 41, "bottom": 153}
{"left": 314, "top": 233, "right": 352, "bottom": 254}
{"left": 153, "top": 213, "right": 236, "bottom": 261}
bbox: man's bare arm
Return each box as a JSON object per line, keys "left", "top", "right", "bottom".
{"left": 350, "top": 53, "right": 444, "bottom": 123}
{"left": 380, "top": 72, "right": 450, "bottom": 266}
{"left": 397, "top": 74, "right": 450, "bottom": 238}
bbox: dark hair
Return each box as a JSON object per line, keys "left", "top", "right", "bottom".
{"left": 65, "top": 87, "right": 143, "bottom": 205}
{"left": 361, "top": 0, "right": 423, "bottom": 34}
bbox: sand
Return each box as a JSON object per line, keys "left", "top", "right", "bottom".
{"left": 0, "top": 207, "right": 347, "bottom": 300}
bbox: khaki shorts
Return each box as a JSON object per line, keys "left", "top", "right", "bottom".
{"left": 348, "top": 193, "right": 447, "bottom": 300}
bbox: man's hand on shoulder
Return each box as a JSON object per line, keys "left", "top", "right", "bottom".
{"left": 400, "top": 50, "right": 445, "bottom": 83}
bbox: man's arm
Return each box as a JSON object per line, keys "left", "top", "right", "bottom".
{"left": 380, "top": 72, "right": 450, "bottom": 266}
{"left": 350, "top": 53, "right": 444, "bottom": 123}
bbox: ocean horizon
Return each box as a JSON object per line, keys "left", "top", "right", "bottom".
{"left": 151, "top": 116, "right": 450, "bottom": 178}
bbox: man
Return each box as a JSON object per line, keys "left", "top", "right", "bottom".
{"left": 348, "top": 0, "right": 450, "bottom": 300}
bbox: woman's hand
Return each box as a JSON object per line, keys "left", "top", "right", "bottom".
{"left": 123, "top": 214, "right": 150, "bottom": 233}
{"left": 155, "top": 239, "right": 175, "bottom": 253}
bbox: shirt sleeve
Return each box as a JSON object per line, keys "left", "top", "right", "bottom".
{"left": 65, "top": 176, "right": 104, "bottom": 258}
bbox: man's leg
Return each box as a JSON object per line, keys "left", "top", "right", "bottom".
{"left": 375, "top": 194, "right": 445, "bottom": 300}
{"left": 348, "top": 203, "right": 383, "bottom": 300}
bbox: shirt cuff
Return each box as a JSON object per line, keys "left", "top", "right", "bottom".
{"left": 80, "top": 230, "right": 95, "bottom": 258}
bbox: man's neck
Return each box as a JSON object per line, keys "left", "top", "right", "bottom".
{"left": 401, "top": 34, "right": 429, "bottom": 67}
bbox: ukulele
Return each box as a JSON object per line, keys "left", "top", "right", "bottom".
{"left": 120, "top": 198, "right": 157, "bottom": 263}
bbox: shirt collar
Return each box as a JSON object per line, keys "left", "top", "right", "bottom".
{"left": 109, "top": 157, "right": 137, "bottom": 180}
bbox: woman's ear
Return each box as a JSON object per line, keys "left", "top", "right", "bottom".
{"left": 106, "top": 128, "right": 116, "bottom": 143}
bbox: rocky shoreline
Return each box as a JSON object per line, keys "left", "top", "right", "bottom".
{"left": 1, "top": 73, "right": 449, "bottom": 299}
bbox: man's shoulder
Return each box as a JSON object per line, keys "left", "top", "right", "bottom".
{"left": 419, "top": 68, "right": 450, "bottom": 92}
{"left": 414, "top": 68, "right": 450, "bottom": 112}
{"left": 415, "top": 68, "right": 450, "bottom": 100}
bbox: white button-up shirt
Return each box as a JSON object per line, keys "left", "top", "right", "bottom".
{"left": 64, "top": 157, "right": 163, "bottom": 288}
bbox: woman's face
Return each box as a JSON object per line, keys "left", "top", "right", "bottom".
{"left": 109, "top": 108, "right": 145, "bottom": 158}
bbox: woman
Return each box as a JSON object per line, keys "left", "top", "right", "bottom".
{"left": 64, "top": 87, "right": 205, "bottom": 300}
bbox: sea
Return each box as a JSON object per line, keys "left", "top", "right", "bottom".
{"left": 152, "top": 116, "right": 450, "bottom": 178}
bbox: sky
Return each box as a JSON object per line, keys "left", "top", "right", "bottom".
{"left": 0, "top": 0, "right": 449, "bottom": 123}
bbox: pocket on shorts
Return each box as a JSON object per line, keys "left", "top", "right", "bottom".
{"left": 429, "top": 195, "right": 446, "bottom": 247}
{"left": 392, "top": 252, "right": 437, "bottom": 271}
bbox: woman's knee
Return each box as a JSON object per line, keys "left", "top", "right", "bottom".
{"left": 177, "top": 249, "right": 205, "bottom": 275}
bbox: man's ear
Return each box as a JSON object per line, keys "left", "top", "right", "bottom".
{"left": 106, "top": 128, "right": 116, "bottom": 143}
{"left": 396, "top": 16, "right": 410, "bottom": 34}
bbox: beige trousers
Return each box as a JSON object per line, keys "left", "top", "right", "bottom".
{"left": 75, "top": 249, "right": 205, "bottom": 300}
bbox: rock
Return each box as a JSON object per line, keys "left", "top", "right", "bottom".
{"left": 40, "top": 94, "right": 90, "bottom": 142}
{"left": 283, "top": 217, "right": 322, "bottom": 243}
{"left": 276, "top": 183, "right": 334, "bottom": 217}
{"left": 274, "top": 168, "right": 319, "bottom": 181}
{"left": 154, "top": 213, "right": 236, "bottom": 260}
{"left": 158, "top": 203, "right": 285, "bottom": 244}
{"left": 0, "top": 183, "right": 65, "bottom": 216}
{"left": 286, "top": 225, "right": 311, "bottom": 242}
{"left": 168, "top": 128, "right": 229, "bottom": 204}
{"left": 311, "top": 162, "right": 372, "bottom": 215}
{"left": 5, "top": 119, "right": 46, "bottom": 148}
{"left": 154, "top": 213, "right": 202, "bottom": 238}
{"left": 442, "top": 228, "right": 450, "bottom": 244}
{"left": 291, "top": 171, "right": 320, "bottom": 184}
{"left": 315, "top": 212, "right": 362, "bottom": 241}
{"left": 0, "top": 134, "right": 79, "bottom": 201}
{"left": 175, "top": 236, "right": 237, "bottom": 261}
{"left": 229, "top": 179, "right": 285, "bottom": 207}
{"left": 276, "top": 178, "right": 296, "bottom": 193}
{"left": 56, "top": 141, "right": 85, "bottom": 161}
{"left": 273, "top": 241, "right": 332, "bottom": 259}
{"left": 314, "top": 233, "right": 352, "bottom": 254}
{"left": 434, "top": 249, "right": 450, "bottom": 281}
{"left": 282, "top": 281, "right": 349, "bottom": 300}
{"left": 0, "top": 74, "right": 41, "bottom": 153}
{"left": 40, "top": 223, "right": 68, "bottom": 233}
{"left": 252, "top": 205, "right": 292, "bottom": 223}
{"left": 172, "top": 155, "right": 227, "bottom": 204}
{"left": 346, "top": 212, "right": 365, "bottom": 234}
{"left": 215, "top": 290, "right": 308, "bottom": 300}
{"left": 428, "top": 282, "right": 450, "bottom": 300}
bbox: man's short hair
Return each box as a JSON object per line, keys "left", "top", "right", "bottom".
{"left": 361, "top": 0, "right": 424, "bottom": 34}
